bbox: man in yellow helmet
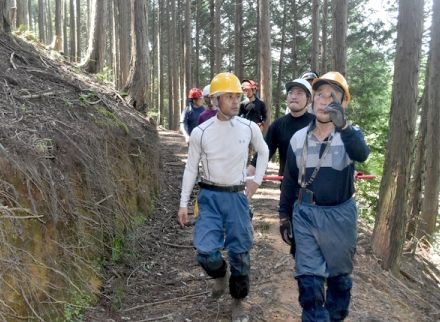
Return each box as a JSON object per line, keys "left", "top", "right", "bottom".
{"left": 279, "top": 72, "right": 370, "bottom": 321}
{"left": 177, "top": 72, "right": 269, "bottom": 321}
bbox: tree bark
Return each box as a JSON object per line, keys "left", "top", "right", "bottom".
{"left": 10, "top": 0, "right": 16, "bottom": 29}
{"left": 46, "top": 0, "right": 52, "bottom": 44}
{"left": 419, "top": 0, "right": 440, "bottom": 241}
{"left": 28, "top": 0, "right": 32, "bottom": 30}
{"left": 194, "top": 0, "right": 200, "bottom": 86}
{"left": 332, "top": 0, "right": 347, "bottom": 74}
{"left": 124, "top": 0, "right": 149, "bottom": 113}
{"left": 38, "top": 0, "right": 45, "bottom": 43}
{"left": 311, "top": 0, "right": 320, "bottom": 72}
{"left": 234, "top": 0, "right": 243, "bottom": 80}
{"left": 54, "top": 0, "right": 62, "bottom": 51}
{"left": 274, "top": 0, "right": 287, "bottom": 118}
{"left": 184, "top": 0, "right": 191, "bottom": 92}
{"left": 213, "top": 0, "right": 221, "bottom": 74}
{"left": 372, "top": 0, "right": 424, "bottom": 272}
{"left": 63, "top": 0, "right": 68, "bottom": 56}
{"left": 209, "top": 0, "right": 215, "bottom": 78}
{"left": 159, "top": 0, "right": 165, "bottom": 125}
{"left": 82, "top": 0, "right": 106, "bottom": 73}
{"left": 115, "top": 0, "right": 131, "bottom": 89}
{"left": 69, "top": 0, "right": 76, "bottom": 61}
{"left": 320, "top": 0, "right": 328, "bottom": 73}
{"left": 16, "top": 0, "right": 28, "bottom": 29}
{"left": 0, "top": 0, "right": 11, "bottom": 32}
{"left": 167, "top": 0, "right": 174, "bottom": 129}
{"left": 76, "top": 0, "right": 80, "bottom": 60}
{"left": 259, "top": 0, "right": 271, "bottom": 130}
{"left": 407, "top": 88, "right": 427, "bottom": 242}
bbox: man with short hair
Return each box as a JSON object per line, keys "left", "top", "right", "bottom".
{"left": 239, "top": 79, "right": 267, "bottom": 130}
{"left": 178, "top": 72, "right": 269, "bottom": 322}
{"left": 279, "top": 72, "right": 370, "bottom": 321}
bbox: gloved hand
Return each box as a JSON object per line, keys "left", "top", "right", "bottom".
{"left": 324, "top": 92, "right": 346, "bottom": 130}
{"left": 279, "top": 218, "right": 293, "bottom": 245}
{"left": 280, "top": 217, "right": 296, "bottom": 256}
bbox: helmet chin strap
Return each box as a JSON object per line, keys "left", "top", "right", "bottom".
{"left": 217, "top": 108, "right": 234, "bottom": 121}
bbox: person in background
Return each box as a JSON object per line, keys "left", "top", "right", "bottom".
{"left": 248, "top": 78, "right": 314, "bottom": 234}
{"left": 279, "top": 72, "right": 369, "bottom": 322}
{"left": 198, "top": 84, "right": 218, "bottom": 124}
{"left": 178, "top": 72, "right": 269, "bottom": 322}
{"left": 239, "top": 79, "right": 267, "bottom": 131}
{"left": 285, "top": 71, "right": 319, "bottom": 115}
{"left": 180, "top": 87, "right": 205, "bottom": 144}
{"left": 301, "top": 70, "right": 319, "bottom": 86}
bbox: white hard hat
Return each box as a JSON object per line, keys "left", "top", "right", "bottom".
{"left": 285, "top": 78, "right": 312, "bottom": 97}
{"left": 202, "top": 85, "right": 210, "bottom": 97}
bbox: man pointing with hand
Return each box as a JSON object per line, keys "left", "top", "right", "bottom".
{"left": 279, "top": 71, "right": 370, "bottom": 322}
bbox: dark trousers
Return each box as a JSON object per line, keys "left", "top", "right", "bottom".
{"left": 298, "top": 274, "right": 352, "bottom": 322}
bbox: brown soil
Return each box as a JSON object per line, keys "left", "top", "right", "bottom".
{"left": 84, "top": 128, "right": 440, "bottom": 322}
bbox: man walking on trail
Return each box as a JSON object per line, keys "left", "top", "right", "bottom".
{"left": 278, "top": 72, "right": 370, "bottom": 321}
{"left": 239, "top": 79, "right": 267, "bottom": 131}
{"left": 177, "top": 72, "right": 269, "bottom": 321}
{"left": 180, "top": 87, "right": 205, "bottom": 144}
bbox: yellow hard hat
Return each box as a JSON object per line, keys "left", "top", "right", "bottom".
{"left": 210, "top": 72, "right": 243, "bottom": 96}
{"left": 312, "top": 71, "right": 351, "bottom": 104}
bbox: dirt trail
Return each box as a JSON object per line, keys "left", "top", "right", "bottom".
{"left": 84, "top": 128, "right": 440, "bottom": 322}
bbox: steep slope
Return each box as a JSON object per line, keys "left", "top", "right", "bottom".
{"left": 0, "top": 33, "right": 159, "bottom": 320}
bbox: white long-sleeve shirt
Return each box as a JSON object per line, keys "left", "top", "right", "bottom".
{"left": 179, "top": 115, "right": 269, "bottom": 208}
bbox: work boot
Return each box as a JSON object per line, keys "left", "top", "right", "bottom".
{"left": 211, "top": 269, "right": 229, "bottom": 298}
{"left": 231, "top": 298, "right": 249, "bottom": 322}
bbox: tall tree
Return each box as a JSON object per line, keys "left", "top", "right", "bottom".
{"left": 407, "top": 86, "right": 428, "bottom": 241}
{"left": 124, "top": 0, "right": 149, "bottom": 112}
{"left": 273, "top": 0, "right": 288, "bottom": 118}
{"left": 209, "top": 0, "right": 214, "bottom": 77}
{"left": 311, "top": 0, "right": 320, "bottom": 71}
{"left": 38, "top": 0, "right": 45, "bottom": 43}
{"left": 259, "top": 0, "right": 271, "bottom": 129}
{"left": 372, "top": 0, "right": 424, "bottom": 272}
{"left": 213, "top": 0, "right": 221, "bottom": 73}
{"left": 159, "top": 0, "right": 165, "bottom": 125}
{"left": 63, "top": 0, "right": 68, "bottom": 56}
{"left": 82, "top": 0, "right": 106, "bottom": 73}
{"left": 183, "top": 0, "right": 191, "bottom": 93}
{"left": 320, "top": 0, "right": 328, "bottom": 73}
{"left": 115, "top": 0, "right": 131, "bottom": 89}
{"left": 28, "top": 0, "right": 32, "bottom": 30}
{"left": 332, "top": 0, "right": 347, "bottom": 74}
{"left": 75, "top": 0, "right": 80, "bottom": 60}
{"left": 0, "top": 0, "right": 11, "bottom": 32}
{"left": 10, "top": 0, "right": 17, "bottom": 29}
{"left": 54, "top": 0, "right": 62, "bottom": 51}
{"left": 419, "top": 0, "right": 440, "bottom": 241}
{"left": 194, "top": 0, "right": 200, "bottom": 86}
{"left": 69, "top": 0, "right": 76, "bottom": 61}
{"left": 234, "top": 0, "right": 243, "bottom": 79}
{"left": 167, "top": 0, "right": 175, "bottom": 128}
{"left": 16, "top": 0, "right": 28, "bottom": 28}
{"left": 46, "top": 0, "right": 53, "bottom": 44}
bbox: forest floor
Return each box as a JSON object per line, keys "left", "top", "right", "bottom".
{"left": 84, "top": 127, "right": 440, "bottom": 322}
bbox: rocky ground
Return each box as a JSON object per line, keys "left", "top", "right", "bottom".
{"left": 84, "top": 127, "right": 440, "bottom": 322}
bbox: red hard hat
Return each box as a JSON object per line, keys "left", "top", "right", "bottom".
{"left": 241, "top": 79, "right": 258, "bottom": 90}
{"left": 188, "top": 88, "right": 203, "bottom": 99}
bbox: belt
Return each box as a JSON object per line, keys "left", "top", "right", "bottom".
{"left": 198, "top": 181, "right": 245, "bottom": 192}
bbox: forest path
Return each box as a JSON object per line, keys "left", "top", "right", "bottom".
{"left": 84, "top": 128, "right": 440, "bottom": 322}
